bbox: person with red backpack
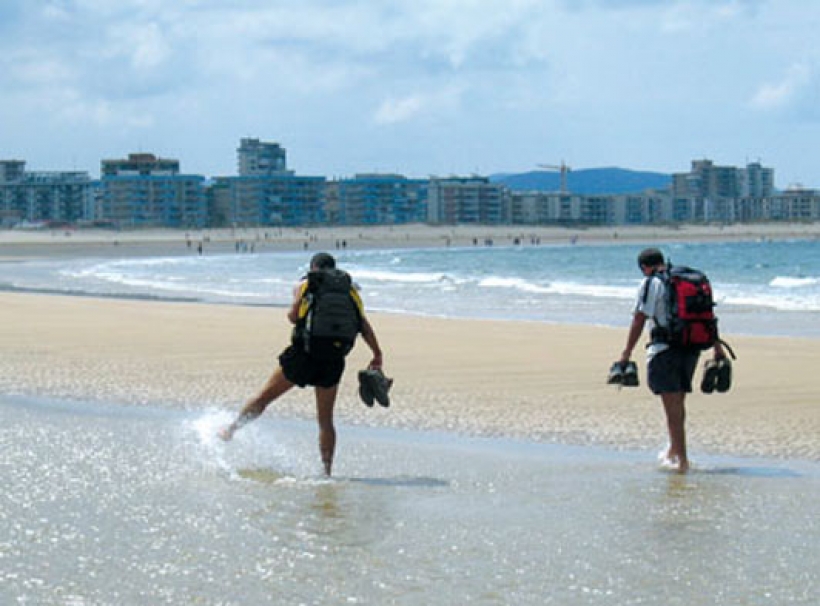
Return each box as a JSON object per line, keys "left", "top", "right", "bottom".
{"left": 617, "top": 247, "right": 730, "bottom": 473}
{"left": 218, "top": 252, "right": 385, "bottom": 476}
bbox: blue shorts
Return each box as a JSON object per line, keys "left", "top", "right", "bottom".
{"left": 647, "top": 348, "right": 700, "bottom": 394}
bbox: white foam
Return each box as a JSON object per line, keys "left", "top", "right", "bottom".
{"left": 770, "top": 276, "right": 819, "bottom": 288}
{"left": 352, "top": 268, "right": 457, "bottom": 284}
{"left": 722, "top": 292, "right": 820, "bottom": 312}
{"left": 478, "top": 276, "right": 635, "bottom": 300}
{"left": 478, "top": 276, "right": 548, "bottom": 293}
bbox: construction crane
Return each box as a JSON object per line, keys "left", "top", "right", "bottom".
{"left": 537, "top": 161, "right": 572, "bottom": 194}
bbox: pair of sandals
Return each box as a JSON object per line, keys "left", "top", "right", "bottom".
{"left": 701, "top": 358, "right": 732, "bottom": 394}
{"left": 607, "top": 361, "right": 639, "bottom": 387}
{"left": 358, "top": 368, "right": 393, "bottom": 408}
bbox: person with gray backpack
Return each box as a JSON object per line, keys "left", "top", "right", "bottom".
{"left": 219, "top": 252, "right": 385, "bottom": 476}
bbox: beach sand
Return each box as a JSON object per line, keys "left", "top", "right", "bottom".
{"left": 1, "top": 284, "right": 819, "bottom": 461}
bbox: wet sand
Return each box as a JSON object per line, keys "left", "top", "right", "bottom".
{"left": 2, "top": 288, "right": 819, "bottom": 461}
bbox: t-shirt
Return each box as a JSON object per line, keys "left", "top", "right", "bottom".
{"left": 633, "top": 275, "right": 669, "bottom": 361}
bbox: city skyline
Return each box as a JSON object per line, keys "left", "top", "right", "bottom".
{"left": 1, "top": 1, "right": 819, "bottom": 187}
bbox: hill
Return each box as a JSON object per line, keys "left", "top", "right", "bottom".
{"left": 490, "top": 167, "right": 672, "bottom": 195}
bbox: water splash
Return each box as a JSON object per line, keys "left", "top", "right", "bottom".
{"left": 181, "top": 410, "right": 319, "bottom": 482}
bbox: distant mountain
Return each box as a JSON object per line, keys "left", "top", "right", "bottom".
{"left": 490, "top": 167, "right": 672, "bottom": 195}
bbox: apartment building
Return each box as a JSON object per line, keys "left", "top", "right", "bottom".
{"left": 742, "top": 162, "right": 775, "bottom": 197}
{"left": 672, "top": 159, "right": 775, "bottom": 200}
{"left": 0, "top": 160, "right": 93, "bottom": 226}
{"left": 334, "top": 174, "right": 428, "bottom": 225}
{"left": 100, "top": 153, "right": 206, "bottom": 228}
{"left": 3, "top": 150, "right": 819, "bottom": 228}
{"left": 210, "top": 174, "right": 326, "bottom": 226}
{"left": 0, "top": 160, "right": 25, "bottom": 183}
{"left": 427, "top": 177, "right": 508, "bottom": 224}
{"left": 237, "top": 138, "right": 289, "bottom": 176}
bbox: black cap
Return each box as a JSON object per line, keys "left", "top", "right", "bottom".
{"left": 310, "top": 252, "right": 336, "bottom": 270}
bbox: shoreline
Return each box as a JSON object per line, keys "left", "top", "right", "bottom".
{"left": 2, "top": 222, "right": 820, "bottom": 261}
{"left": 2, "top": 290, "right": 819, "bottom": 462}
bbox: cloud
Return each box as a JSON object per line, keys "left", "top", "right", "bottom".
{"left": 2, "top": 0, "right": 820, "bottom": 184}
{"left": 111, "top": 21, "right": 170, "bottom": 71}
{"left": 750, "top": 62, "right": 814, "bottom": 111}
{"left": 372, "top": 83, "right": 466, "bottom": 126}
{"left": 374, "top": 96, "right": 424, "bottom": 125}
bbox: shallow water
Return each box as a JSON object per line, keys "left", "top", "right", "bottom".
{"left": 1, "top": 395, "right": 818, "bottom": 605}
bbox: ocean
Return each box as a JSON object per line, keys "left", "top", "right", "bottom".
{"left": 2, "top": 237, "right": 820, "bottom": 338}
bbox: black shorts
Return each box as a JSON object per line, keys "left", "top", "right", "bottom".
{"left": 647, "top": 348, "right": 700, "bottom": 395}
{"left": 278, "top": 339, "right": 348, "bottom": 388}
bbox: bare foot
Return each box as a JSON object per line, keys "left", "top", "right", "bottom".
{"left": 658, "top": 452, "right": 689, "bottom": 473}
{"left": 217, "top": 426, "right": 234, "bottom": 441}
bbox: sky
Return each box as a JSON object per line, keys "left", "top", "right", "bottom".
{"left": 1, "top": 0, "right": 819, "bottom": 187}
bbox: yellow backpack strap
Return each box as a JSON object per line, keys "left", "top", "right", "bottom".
{"left": 349, "top": 287, "right": 365, "bottom": 318}
{"left": 296, "top": 281, "right": 311, "bottom": 320}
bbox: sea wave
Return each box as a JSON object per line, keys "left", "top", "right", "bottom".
{"left": 4, "top": 240, "right": 820, "bottom": 337}
{"left": 722, "top": 296, "right": 820, "bottom": 312}
{"left": 478, "top": 276, "right": 635, "bottom": 300}
{"left": 351, "top": 268, "right": 463, "bottom": 285}
{"left": 770, "top": 276, "right": 819, "bottom": 288}
{"left": 478, "top": 276, "right": 551, "bottom": 293}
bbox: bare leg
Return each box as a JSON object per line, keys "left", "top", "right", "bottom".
{"left": 315, "top": 384, "right": 339, "bottom": 476}
{"left": 219, "top": 366, "right": 294, "bottom": 440}
{"left": 661, "top": 391, "right": 689, "bottom": 472}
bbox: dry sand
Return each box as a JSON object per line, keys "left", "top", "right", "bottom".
{"left": 1, "top": 288, "right": 819, "bottom": 462}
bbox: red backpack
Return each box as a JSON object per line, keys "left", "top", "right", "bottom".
{"left": 645, "top": 265, "right": 718, "bottom": 350}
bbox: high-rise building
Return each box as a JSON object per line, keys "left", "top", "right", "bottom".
{"left": 237, "top": 138, "right": 289, "bottom": 176}
{"left": 741, "top": 162, "right": 775, "bottom": 197}
{"left": 672, "top": 159, "right": 775, "bottom": 200}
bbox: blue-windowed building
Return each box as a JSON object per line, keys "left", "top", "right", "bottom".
{"left": 210, "top": 174, "right": 327, "bottom": 227}
{"left": 0, "top": 160, "right": 94, "bottom": 226}
{"left": 332, "top": 174, "right": 427, "bottom": 225}
{"left": 98, "top": 153, "right": 206, "bottom": 228}
{"left": 101, "top": 174, "right": 207, "bottom": 228}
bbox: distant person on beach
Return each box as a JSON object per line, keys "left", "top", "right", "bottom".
{"left": 617, "top": 247, "right": 727, "bottom": 473}
{"left": 218, "top": 252, "right": 385, "bottom": 476}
